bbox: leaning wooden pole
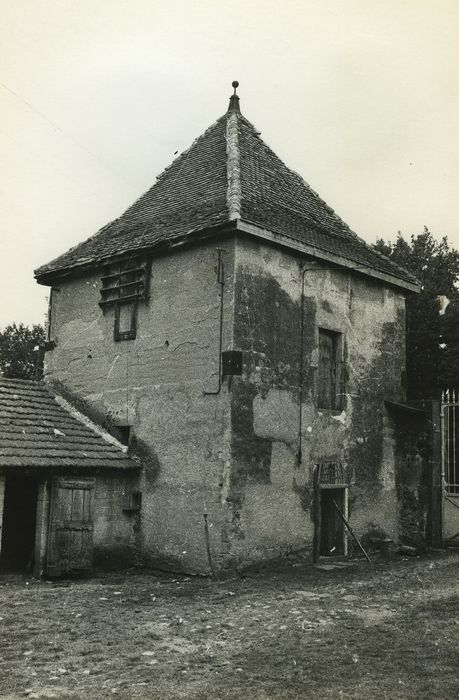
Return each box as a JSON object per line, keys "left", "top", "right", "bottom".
{"left": 312, "top": 466, "right": 321, "bottom": 564}
{"left": 203, "top": 513, "right": 220, "bottom": 582}
{"left": 331, "top": 498, "right": 372, "bottom": 564}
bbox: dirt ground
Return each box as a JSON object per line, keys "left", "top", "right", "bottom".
{"left": 0, "top": 550, "right": 457, "bottom": 700}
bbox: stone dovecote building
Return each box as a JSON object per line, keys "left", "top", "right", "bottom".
{"left": 3, "top": 83, "right": 420, "bottom": 575}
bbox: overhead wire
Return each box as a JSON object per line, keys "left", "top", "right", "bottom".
{"left": 0, "top": 80, "right": 138, "bottom": 190}
{"left": 0, "top": 127, "right": 122, "bottom": 207}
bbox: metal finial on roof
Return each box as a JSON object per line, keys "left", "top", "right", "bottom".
{"left": 228, "top": 80, "right": 241, "bottom": 113}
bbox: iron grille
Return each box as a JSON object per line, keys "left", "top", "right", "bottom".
{"left": 99, "top": 258, "right": 150, "bottom": 308}
{"left": 318, "top": 461, "right": 346, "bottom": 486}
{"left": 442, "top": 389, "right": 459, "bottom": 494}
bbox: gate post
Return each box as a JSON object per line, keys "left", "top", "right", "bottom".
{"left": 430, "top": 400, "right": 443, "bottom": 548}
{"left": 0, "top": 475, "right": 5, "bottom": 561}
{"left": 34, "top": 479, "right": 51, "bottom": 577}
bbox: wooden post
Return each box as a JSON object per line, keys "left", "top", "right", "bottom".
{"left": 33, "top": 479, "right": 51, "bottom": 577}
{"left": 0, "top": 475, "right": 5, "bottom": 561}
{"left": 331, "top": 498, "right": 372, "bottom": 564}
{"left": 313, "top": 466, "right": 321, "bottom": 563}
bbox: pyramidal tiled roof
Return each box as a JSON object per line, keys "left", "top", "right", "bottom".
{"left": 35, "top": 87, "right": 418, "bottom": 290}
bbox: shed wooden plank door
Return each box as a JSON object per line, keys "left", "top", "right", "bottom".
{"left": 46, "top": 477, "right": 94, "bottom": 576}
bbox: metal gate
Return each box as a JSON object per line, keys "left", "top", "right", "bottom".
{"left": 441, "top": 389, "right": 459, "bottom": 545}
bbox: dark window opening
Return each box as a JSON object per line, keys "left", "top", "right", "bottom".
{"left": 112, "top": 425, "right": 131, "bottom": 446}
{"left": 45, "top": 287, "right": 60, "bottom": 351}
{"left": 122, "top": 490, "right": 142, "bottom": 512}
{"left": 318, "top": 329, "right": 344, "bottom": 410}
{"left": 0, "top": 477, "right": 38, "bottom": 572}
{"left": 114, "top": 300, "right": 137, "bottom": 341}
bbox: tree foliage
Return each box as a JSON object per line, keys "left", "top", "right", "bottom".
{"left": 374, "top": 228, "right": 459, "bottom": 399}
{"left": 0, "top": 323, "right": 45, "bottom": 380}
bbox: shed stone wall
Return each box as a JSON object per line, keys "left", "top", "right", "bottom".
{"left": 93, "top": 472, "right": 141, "bottom": 567}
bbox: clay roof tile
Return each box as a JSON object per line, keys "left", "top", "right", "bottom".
{"left": 0, "top": 378, "right": 139, "bottom": 471}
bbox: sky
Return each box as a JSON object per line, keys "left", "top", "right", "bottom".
{"left": 1, "top": 0, "right": 458, "bottom": 328}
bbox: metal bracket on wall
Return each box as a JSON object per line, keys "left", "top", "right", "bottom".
{"left": 222, "top": 350, "right": 243, "bottom": 376}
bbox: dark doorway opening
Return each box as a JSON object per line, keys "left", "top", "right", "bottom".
{"left": 0, "top": 477, "right": 38, "bottom": 572}
{"left": 320, "top": 488, "right": 345, "bottom": 556}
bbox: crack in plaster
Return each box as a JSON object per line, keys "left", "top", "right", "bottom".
{"left": 105, "top": 354, "right": 121, "bottom": 379}
{"left": 59, "top": 315, "right": 103, "bottom": 349}
{"left": 170, "top": 341, "right": 210, "bottom": 353}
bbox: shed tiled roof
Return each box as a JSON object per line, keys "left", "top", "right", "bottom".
{"left": 35, "top": 93, "right": 418, "bottom": 291}
{"left": 0, "top": 377, "right": 139, "bottom": 470}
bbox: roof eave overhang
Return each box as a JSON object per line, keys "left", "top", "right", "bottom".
{"left": 236, "top": 220, "right": 420, "bottom": 294}
{"left": 0, "top": 462, "right": 141, "bottom": 473}
{"left": 34, "top": 221, "right": 239, "bottom": 286}
{"left": 35, "top": 218, "right": 420, "bottom": 294}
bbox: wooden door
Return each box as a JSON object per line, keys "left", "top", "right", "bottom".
{"left": 46, "top": 477, "right": 94, "bottom": 576}
{"left": 320, "top": 488, "right": 345, "bottom": 556}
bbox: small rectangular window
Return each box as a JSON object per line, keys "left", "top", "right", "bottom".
{"left": 99, "top": 257, "right": 150, "bottom": 342}
{"left": 112, "top": 425, "right": 131, "bottom": 446}
{"left": 114, "top": 301, "right": 137, "bottom": 341}
{"left": 318, "top": 329, "right": 344, "bottom": 410}
{"left": 44, "top": 287, "right": 60, "bottom": 351}
{"left": 122, "top": 490, "right": 142, "bottom": 512}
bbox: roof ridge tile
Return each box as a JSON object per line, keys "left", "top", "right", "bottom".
{"left": 226, "top": 110, "right": 241, "bottom": 219}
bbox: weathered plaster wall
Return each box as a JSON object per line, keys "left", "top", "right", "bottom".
{"left": 226, "top": 236, "right": 407, "bottom": 566}
{"left": 45, "top": 241, "right": 235, "bottom": 572}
